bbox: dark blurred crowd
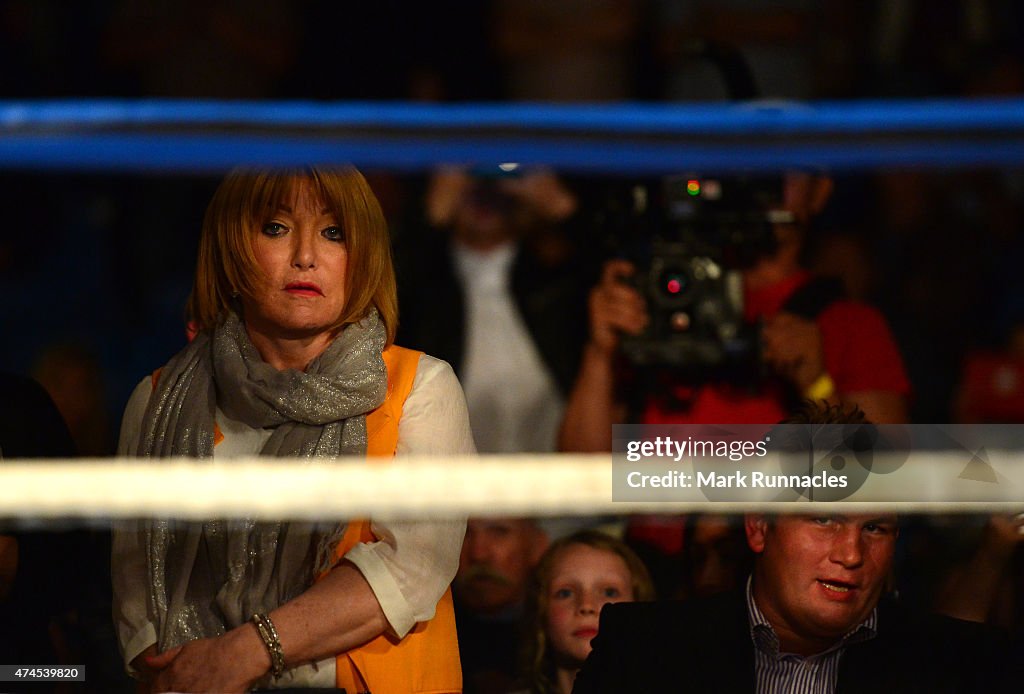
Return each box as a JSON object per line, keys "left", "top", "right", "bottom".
{"left": 3, "top": 1, "right": 1023, "bottom": 101}
{"left": 2, "top": 0, "right": 1023, "bottom": 425}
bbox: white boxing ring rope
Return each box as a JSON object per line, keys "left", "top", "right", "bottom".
{"left": 2, "top": 453, "right": 1024, "bottom": 520}
{"left": 3, "top": 98, "right": 1024, "bottom": 520}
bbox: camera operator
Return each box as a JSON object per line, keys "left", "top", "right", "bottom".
{"left": 559, "top": 171, "right": 910, "bottom": 454}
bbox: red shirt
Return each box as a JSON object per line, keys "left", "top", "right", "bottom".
{"left": 641, "top": 270, "right": 910, "bottom": 425}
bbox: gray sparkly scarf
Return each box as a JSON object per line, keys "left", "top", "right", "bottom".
{"left": 136, "top": 310, "right": 387, "bottom": 651}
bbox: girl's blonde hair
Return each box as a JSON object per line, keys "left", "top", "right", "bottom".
{"left": 521, "top": 530, "right": 654, "bottom": 693}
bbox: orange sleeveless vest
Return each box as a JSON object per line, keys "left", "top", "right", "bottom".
{"left": 325, "top": 345, "right": 463, "bottom": 694}
{"left": 159, "top": 344, "right": 462, "bottom": 692}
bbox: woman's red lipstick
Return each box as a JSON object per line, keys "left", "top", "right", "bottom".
{"left": 284, "top": 282, "right": 323, "bottom": 297}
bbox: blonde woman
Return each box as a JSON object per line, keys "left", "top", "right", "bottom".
{"left": 112, "top": 167, "right": 473, "bottom": 693}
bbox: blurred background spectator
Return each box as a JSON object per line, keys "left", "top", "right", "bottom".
{"left": 32, "top": 344, "right": 112, "bottom": 458}
{"left": 396, "top": 166, "right": 585, "bottom": 454}
{"left": 454, "top": 517, "right": 550, "bottom": 693}
{"left": 492, "top": 0, "right": 642, "bottom": 102}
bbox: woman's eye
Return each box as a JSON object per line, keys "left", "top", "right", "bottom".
{"left": 262, "top": 222, "right": 286, "bottom": 236}
{"left": 322, "top": 226, "right": 344, "bottom": 242}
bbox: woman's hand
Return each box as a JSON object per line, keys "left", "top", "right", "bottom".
{"left": 130, "top": 643, "right": 162, "bottom": 691}
{"left": 147, "top": 625, "right": 268, "bottom": 694}
{"left": 146, "top": 563, "right": 389, "bottom": 692}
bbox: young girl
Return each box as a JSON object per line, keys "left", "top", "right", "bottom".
{"left": 520, "top": 530, "right": 655, "bottom": 694}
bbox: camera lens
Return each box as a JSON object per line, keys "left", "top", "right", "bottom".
{"left": 659, "top": 269, "right": 688, "bottom": 297}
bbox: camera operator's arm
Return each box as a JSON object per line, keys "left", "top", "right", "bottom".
{"left": 762, "top": 313, "right": 828, "bottom": 394}
{"left": 838, "top": 390, "right": 906, "bottom": 424}
{"left": 559, "top": 260, "right": 646, "bottom": 452}
{"left": 934, "top": 513, "right": 1024, "bottom": 624}
{"left": 763, "top": 311, "right": 908, "bottom": 424}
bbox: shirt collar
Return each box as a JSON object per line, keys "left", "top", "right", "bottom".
{"left": 745, "top": 575, "right": 878, "bottom": 659}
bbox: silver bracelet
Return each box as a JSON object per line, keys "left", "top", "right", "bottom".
{"left": 251, "top": 612, "right": 285, "bottom": 678}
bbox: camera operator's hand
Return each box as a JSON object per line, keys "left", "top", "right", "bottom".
{"left": 589, "top": 260, "right": 648, "bottom": 356}
{"left": 762, "top": 312, "right": 826, "bottom": 393}
{"left": 561, "top": 259, "right": 643, "bottom": 452}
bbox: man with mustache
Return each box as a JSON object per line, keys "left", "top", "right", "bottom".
{"left": 573, "top": 512, "right": 1010, "bottom": 693}
{"left": 455, "top": 517, "right": 549, "bottom": 693}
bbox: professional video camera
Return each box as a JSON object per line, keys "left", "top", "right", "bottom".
{"left": 593, "top": 38, "right": 799, "bottom": 376}
{"left": 599, "top": 172, "right": 792, "bottom": 374}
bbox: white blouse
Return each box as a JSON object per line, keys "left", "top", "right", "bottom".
{"left": 111, "top": 353, "right": 474, "bottom": 687}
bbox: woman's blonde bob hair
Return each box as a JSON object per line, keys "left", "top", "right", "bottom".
{"left": 521, "top": 530, "right": 655, "bottom": 694}
{"left": 187, "top": 166, "right": 398, "bottom": 344}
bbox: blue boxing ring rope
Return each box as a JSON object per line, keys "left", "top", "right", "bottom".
{"left": 1, "top": 97, "right": 1024, "bottom": 173}
{"left": 2, "top": 96, "right": 1024, "bottom": 519}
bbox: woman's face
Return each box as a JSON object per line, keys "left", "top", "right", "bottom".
{"left": 241, "top": 178, "right": 348, "bottom": 341}
{"left": 545, "top": 544, "right": 635, "bottom": 668}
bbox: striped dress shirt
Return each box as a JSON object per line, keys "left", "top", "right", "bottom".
{"left": 746, "top": 578, "right": 877, "bottom": 694}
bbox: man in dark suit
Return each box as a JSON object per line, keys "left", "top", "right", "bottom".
{"left": 574, "top": 513, "right": 1010, "bottom": 693}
